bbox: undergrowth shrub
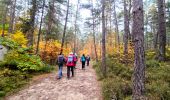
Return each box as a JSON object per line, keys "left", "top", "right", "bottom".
{"left": 166, "top": 48, "right": 170, "bottom": 59}
{"left": 93, "top": 57, "right": 133, "bottom": 99}
{"left": 102, "top": 77, "right": 132, "bottom": 100}
{"left": 146, "top": 64, "right": 170, "bottom": 100}
{"left": 94, "top": 52, "right": 170, "bottom": 100}
{"left": 146, "top": 59, "right": 160, "bottom": 68}
{"left": 146, "top": 50, "right": 156, "bottom": 60}
{"left": 0, "top": 37, "right": 54, "bottom": 98}
{"left": 0, "top": 37, "right": 53, "bottom": 72}
{"left": 0, "top": 68, "right": 30, "bottom": 97}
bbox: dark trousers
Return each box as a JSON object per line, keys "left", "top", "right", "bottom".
{"left": 82, "top": 61, "right": 85, "bottom": 69}
{"left": 87, "top": 61, "right": 89, "bottom": 66}
{"left": 67, "top": 66, "right": 74, "bottom": 78}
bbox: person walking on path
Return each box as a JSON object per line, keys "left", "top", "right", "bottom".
{"left": 86, "top": 55, "right": 90, "bottom": 66}
{"left": 57, "top": 53, "right": 65, "bottom": 79}
{"left": 80, "top": 54, "right": 86, "bottom": 70}
{"left": 66, "top": 52, "right": 77, "bottom": 79}
{"left": 74, "top": 53, "right": 78, "bottom": 69}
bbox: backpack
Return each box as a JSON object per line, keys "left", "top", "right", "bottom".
{"left": 86, "top": 56, "right": 90, "bottom": 61}
{"left": 67, "top": 55, "right": 74, "bottom": 63}
{"left": 81, "top": 56, "right": 85, "bottom": 62}
{"left": 58, "top": 55, "right": 64, "bottom": 64}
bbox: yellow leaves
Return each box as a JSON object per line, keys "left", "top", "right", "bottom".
{"left": 79, "top": 38, "right": 94, "bottom": 56}
{"left": 0, "top": 29, "right": 28, "bottom": 47}
{"left": 0, "top": 30, "right": 8, "bottom": 36}
{"left": 11, "top": 31, "right": 28, "bottom": 47}
{"left": 39, "top": 40, "right": 71, "bottom": 63}
{"left": 79, "top": 49, "right": 89, "bottom": 56}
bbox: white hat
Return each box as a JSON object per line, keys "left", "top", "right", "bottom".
{"left": 69, "top": 52, "right": 73, "bottom": 55}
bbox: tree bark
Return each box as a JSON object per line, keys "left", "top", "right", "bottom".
{"left": 158, "top": 0, "right": 166, "bottom": 61}
{"left": 35, "top": 0, "right": 45, "bottom": 54}
{"left": 74, "top": 0, "right": 79, "bottom": 54}
{"left": 153, "top": 27, "right": 158, "bottom": 50}
{"left": 47, "top": 0, "right": 55, "bottom": 37}
{"left": 113, "top": 0, "right": 120, "bottom": 47}
{"left": 109, "top": 0, "right": 112, "bottom": 32}
{"left": 27, "top": 0, "right": 37, "bottom": 47}
{"left": 91, "top": 0, "right": 98, "bottom": 62}
{"left": 102, "top": 0, "right": 106, "bottom": 77}
{"left": 132, "top": 0, "right": 145, "bottom": 99}
{"left": 124, "top": 0, "right": 129, "bottom": 55}
{"left": 1, "top": 9, "right": 7, "bottom": 37}
{"left": 128, "top": 0, "right": 132, "bottom": 40}
{"left": 8, "top": 0, "right": 16, "bottom": 34}
{"left": 60, "top": 0, "right": 70, "bottom": 54}
{"left": 145, "top": 14, "right": 149, "bottom": 50}
{"left": 1, "top": 2, "right": 8, "bottom": 37}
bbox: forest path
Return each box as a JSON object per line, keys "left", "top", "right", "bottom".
{"left": 6, "top": 63, "right": 102, "bottom": 100}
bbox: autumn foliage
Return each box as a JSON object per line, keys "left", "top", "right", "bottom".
{"left": 39, "top": 40, "right": 71, "bottom": 64}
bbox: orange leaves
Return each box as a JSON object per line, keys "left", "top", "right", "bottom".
{"left": 39, "top": 40, "right": 71, "bottom": 64}
{"left": 79, "top": 37, "right": 94, "bottom": 57}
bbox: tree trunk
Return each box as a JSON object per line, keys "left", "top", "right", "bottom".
{"left": 153, "top": 26, "right": 158, "bottom": 50}
{"left": 158, "top": 0, "right": 166, "bottom": 61}
{"left": 102, "top": 0, "right": 106, "bottom": 77}
{"left": 92, "top": 24, "right": 99, "bottom": 62}
{"left": 74, "top": 0, "right": 79, "bottom": 54}
{"left": 47, "top": 0, "right": 55, "bottom": 37}
{"left": 167, "top": 2, "right": 170, "bottom": 47}
{"left": 8, "top": 0, "right": 16, "bottom": 34}
{"left": 128, "top": 0, "right": 132, "bottom": 40}
{"left": 1, "top": 7, "right": 8, "bottom": 37}
{"left": 145, "top": 14, "right": 149, "bottom": 50}
{"left": 60, "top": 0, "right": 70, "bottom": 54}
{"left": 113, "top": 0, "right": 120, "bottom": 47}
{"left": 132, "top": 0, "right": 145, "bottom": 99}
{"left": 109, "top": 0, "right": 112, "bottom": 32}
{"left": 123, "top": 0, "right": 129, "bottom": 55}
{"left": 1, "top": 3, "right": 8, "bottom": 37}
{"left": 27, "top": 0, "right": 37, "bottom": 47}
{"left": 91, "top": 0, "right": 98, "bottom": 62}
{"left": 35, "top": 0, "right": 45, "bottom": 55}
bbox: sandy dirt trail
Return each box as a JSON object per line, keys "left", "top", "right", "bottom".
{"left": 6, "top": 63, "right": 102, "bottom": 100}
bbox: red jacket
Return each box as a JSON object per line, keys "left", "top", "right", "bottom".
{"left": 66, "top": 54, "right": 77, "bottom": 67}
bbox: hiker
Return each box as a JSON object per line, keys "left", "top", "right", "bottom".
{"left": 86, "top": 55, "right": 90, "bottom": 66}
{"left": 66, "top": 52, "right": 77, "bottom": 79}
{"left": 80, "top": 54, "right": 86, "bottom": 70}
{"left": 74, "top": 53, "right": 78, "bottom": 68}
{"left": 57, "top": 53, "right": 65, "bottom": 79}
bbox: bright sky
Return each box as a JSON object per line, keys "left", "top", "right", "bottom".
{"left": 69, "top": 0, "right": 92, "bottom": 38}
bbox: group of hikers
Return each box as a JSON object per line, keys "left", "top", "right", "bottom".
{"left": 57, "top": 52, "right": 91, "bottom": 79}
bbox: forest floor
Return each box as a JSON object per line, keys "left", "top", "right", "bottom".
{"left": 5, "top": 63, "right": 102, "bottom": 100}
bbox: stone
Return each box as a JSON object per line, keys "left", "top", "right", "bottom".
{"left": 0, "top": 45, "right": 8, "bottom": 61}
